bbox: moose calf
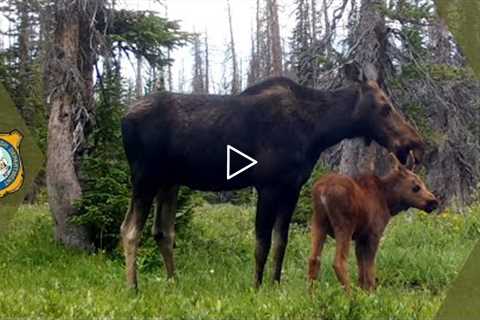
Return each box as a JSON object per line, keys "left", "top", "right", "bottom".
{"left": 308, "top": 153, "right": 438, "bottom": 292}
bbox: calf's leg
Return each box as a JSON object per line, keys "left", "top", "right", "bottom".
{"left": 355, "top": 241, "right": 367, "bottom": 289}
{"left": 355, "top": 236, "right": 380, "bottom": 292}
{"left": 271, "top": 188, "right": 300, "bottom": 283}
{"left": 121, "top": 194, "right": 154, "bottom": 290}
{"left": 333, "top": 231, "right": 352, "bottom": 293}
{"left": 152, "top": 185, "right": 179, "bottom": 279}
{"left": 363, "top": 236, "right": 380, "bottom": 292}
{"left": 308, "top": 220, "right": 327, "bottom": 282}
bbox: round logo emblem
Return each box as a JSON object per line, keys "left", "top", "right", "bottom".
{"left": 0, "top": 130, "right": 24, "bottom": 198}
{"left": 0, "top": 139, "right": 20, "bottom": 190}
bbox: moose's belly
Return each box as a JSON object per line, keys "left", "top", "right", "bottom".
{"left": 163, "top": 145, "right": 311, "bottom": 192}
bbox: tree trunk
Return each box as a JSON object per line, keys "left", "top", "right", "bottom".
{"left": 136, "top": 54, "right": 143, "bottom": 97}
{"left": 338, "top": 0, "right": 388, "bottom": 176}
{"left": 204, "top": 32, "right": 210, "bottom": 93}
{"left": 267, "top": 0, "right": 282, "bottom": 76}
{"left": 165, "top": 4, "right": 173, "bottom": 91}
{"left": 311, "top": 0, "right": 317, "bottom": 39}
{"left": 227, "top": 0, "right": 240, "bottom": 94}
{"left": 46, "top": 1, "right": 93, "bottom": 251}
{"left": 192, "top": 33, "right": 205, "bottom": 93}
{"left": 247, "top": 0, "right": 261, "bottom": 85}
{"left": 167, "top": 49, "right": 173, "bottom": 91}
{"left": 17, "top": 0, "right": 30, "bottom": 121}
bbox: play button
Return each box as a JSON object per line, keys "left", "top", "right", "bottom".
{"left": 226, "top": 145, "right": 258, "bottom": 180}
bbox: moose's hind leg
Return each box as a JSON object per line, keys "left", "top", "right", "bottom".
{"left": 152, "top": 185, "right": 179, "bottom": 279}
{"left": 332, "top": 231, "right": 352, "bottom": 293}
{"left": 308, "top": 220, "right": 327, "bottom": 282}
{"left": 121, "top": 193, "right": 154, "bottom": 290}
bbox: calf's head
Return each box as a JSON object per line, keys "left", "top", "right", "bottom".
{"left": 344, "top": 63, "right": 425, "bottom": 165}
{"left": 385, "top": 152, "right": 438, "bottom": 213}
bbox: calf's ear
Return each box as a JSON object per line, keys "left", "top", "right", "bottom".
{"left": 405, "top": 151, "right": 416, "bottom": 171}
{"left": 388, "top": 152, "right": 401, "bottom": 171}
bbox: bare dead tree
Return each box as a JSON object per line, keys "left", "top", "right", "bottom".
{"left": 46, "top": 0, "right": 106, "bottom": 251}
{"left": 247, "top": 0, "right": 276, "bottom": 84}
{"left": 311, "top": 0, "right": 317, "bottom": 39}
{"left": 177, "top": 58, "right": 186, "bottom": 93}
{"left": 166, "top": 49, "right": 173, "bottom": 91}
{"left": 135, "top": 54, "right": 143, "bottom": 97}
{"left": 192, "top": 32, "right": 206, "bottom": 93}
{"left": 165, "top": 4, "right": 173, "bottom": 91}
{"left": 247, "top": 0, "right": 263, "bottom": 85}
{"left": 227, "top": 0, "right": 240, "bottom": 94}
{"left": 205, "top": 31, "right": 210, "bottom": 93}
{"left": 267, "top": 0, "right": 282, "bottom": 76}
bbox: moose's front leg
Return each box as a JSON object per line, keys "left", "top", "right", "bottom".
{"left": 363, "top": 236, "right": 380, "bottom": 292}
{"left": 254, "top": 187, "right": 279, "bottom": 288}
{"left": 271, "top": 187, "right": 301, "bottom": 283}
{"left": 355, "top": 235, "right": 380, "bottom": 292}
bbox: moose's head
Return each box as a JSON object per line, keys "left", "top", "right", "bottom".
{"left": 385, "top": 152, "right": 439, "bottom": 214}
{"left": 344, "top": 62, "right": 425, "bottom": 165}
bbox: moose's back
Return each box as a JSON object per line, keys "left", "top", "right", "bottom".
{"left": 122, "top": 91, "right": 314, "bottom": 191}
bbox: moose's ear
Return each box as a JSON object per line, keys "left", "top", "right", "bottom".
{"left": 343, "top": 62, "right": 363, "bottom": 83}
{"left": 363, "top": 63, "right": 378, "bottom": 82}
{"left": 388, "top": 152, "right": 401, "bottom": 171}
{"left": 405, "top": 150, "right": 416, "bottom": 171}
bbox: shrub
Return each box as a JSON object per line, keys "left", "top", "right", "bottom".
{"left": 74, "top": 71, "right": 200, "bottom": 251}
{"left": 73, "top": 70, "right": 130, "bottom": 250}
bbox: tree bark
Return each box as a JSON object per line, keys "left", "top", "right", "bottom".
{"left": 11, "top": 0, "right": 34, "bottom": 127}
{"left": 338, "top": 0, "right": 388, "bottom": 177}
{"left": 204, "top": 32, "right": 210, "bottom": 94}
{"left": 192, "top": 33, "right": 205, "bottom": 93}
{"left": 267, "top": 0, "right": 282, "bottom": 76}
{"left": 136, "top": 54, "right": 143, "bottom": 97}
{"left": 46, "top": 1, "right": 93, "bottom": 251}
{"left": 227, "top": 0, "right": 240, "bottom": 94}
{"left": 311, "top": 0, "right": 317, "bottom": 39}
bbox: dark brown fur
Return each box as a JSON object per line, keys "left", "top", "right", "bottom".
{"left": 308, "top": 153, "right": 438, "bottom": 292}
{"left": 120, "top": 63, "right": 426, "bottom": 290}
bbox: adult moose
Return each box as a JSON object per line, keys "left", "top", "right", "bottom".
{"left": 120, "top": 63, "right": 425, "bottom": 290}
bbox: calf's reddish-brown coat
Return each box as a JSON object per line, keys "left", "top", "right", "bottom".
{"left": 308, "top": 153, "right": 438, "bottom": 292}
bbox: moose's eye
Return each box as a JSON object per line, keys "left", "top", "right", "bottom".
{"left": 412, "top": 185, "right": 421, "bottom": 193}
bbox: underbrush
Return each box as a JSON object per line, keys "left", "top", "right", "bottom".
{"left": 0, "top": 203, "right": 478, "bottom": 319}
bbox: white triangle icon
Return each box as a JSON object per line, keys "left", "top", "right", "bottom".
{"left": 226, "top": 145, "right": 258, "bottom": 180}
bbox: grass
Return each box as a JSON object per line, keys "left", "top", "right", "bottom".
{"left": 0, "top": 203, "right": 479, "bottom": 319}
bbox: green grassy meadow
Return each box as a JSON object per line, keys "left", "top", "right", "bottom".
{"left": 1, "top": 203, "right": 479, "bottom": 319}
